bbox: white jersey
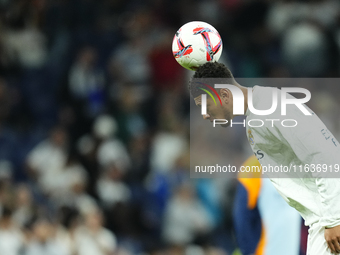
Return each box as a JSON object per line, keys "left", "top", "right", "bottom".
{"left": 245, "top": 86, "right": 340, "bottom": 227}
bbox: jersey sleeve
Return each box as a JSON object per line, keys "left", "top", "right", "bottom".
{"left": 269, "top": 112, "right": 340, "bottom": 228}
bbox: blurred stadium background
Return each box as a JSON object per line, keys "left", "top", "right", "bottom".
{"left": 0, "top": 0, "right": 339, "bottom": 254}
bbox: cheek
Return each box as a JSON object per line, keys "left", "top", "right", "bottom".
{"left": 206, "top": 105, "right": 212, "bottom": 113}
{"left": 217, "top": 106, "right": 227, "bottom": 118}
{"left": 210, "top": 107, "right": 221, "bottom": 118}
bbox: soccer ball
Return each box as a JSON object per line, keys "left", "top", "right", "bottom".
{"left": 172, "top": 21, "right": 223, "bottom": 71}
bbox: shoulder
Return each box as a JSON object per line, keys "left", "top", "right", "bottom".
{"left": 247, "top": 86, "right": 280, "bottom": 117}
{"left": 252, "top": 85, "right": 280, "bottom": 99}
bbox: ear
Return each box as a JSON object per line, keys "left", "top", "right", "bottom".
{"left": 219, "top": 88, "right": 230, "bottom": 103}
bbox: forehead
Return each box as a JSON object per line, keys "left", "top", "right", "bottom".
{"left": 194, "top": 95, "right": 202, "bottom": 105}
{"left": 194, "top": 94, "right": 213, "bottom": 105}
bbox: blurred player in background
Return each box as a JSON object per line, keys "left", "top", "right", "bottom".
{"left": 233, "top": 155, "right": 301, "bottom": 255}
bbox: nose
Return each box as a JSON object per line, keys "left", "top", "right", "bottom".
{"left": 203, "top": 114, "right": 211, "bottom": 120}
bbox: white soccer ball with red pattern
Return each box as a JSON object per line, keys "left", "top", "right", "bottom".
{"left": 172, "top": 21, "right": 223, "bottom": 71}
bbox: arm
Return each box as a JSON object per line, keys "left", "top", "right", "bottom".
{"left": 270, "top": 113, "right": 340, "bottom": 253}
{"left": 270, "top": 117, "right": 340, "bottom": 227}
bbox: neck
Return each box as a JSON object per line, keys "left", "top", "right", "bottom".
{"left": 235, "top": 84, "right": 248, "bottom": 115}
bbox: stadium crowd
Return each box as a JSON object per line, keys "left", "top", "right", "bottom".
{"left": 0, "top": 0, "right": 339, "bottom": 254}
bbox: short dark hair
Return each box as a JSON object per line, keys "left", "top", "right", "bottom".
{"left": 189, "top": 62, "right": 234, "bottom": 98}
{"left": 193, "top": 62, "right": 233, "bottom": 79}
